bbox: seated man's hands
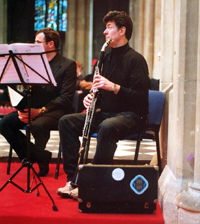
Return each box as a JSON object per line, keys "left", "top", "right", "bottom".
{"left": 79, "top": 80, "right": 93, "bottom": 90}
{"left": 18, "top": 108, "right": 41, "bottom": 123}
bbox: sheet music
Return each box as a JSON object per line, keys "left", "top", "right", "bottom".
{"left": 7, "top": 86, "right": 23, "bottom": 107}
{"left": 0, "top": 43, "right": 57, "bottom": 86}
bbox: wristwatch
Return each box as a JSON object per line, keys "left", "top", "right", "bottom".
{"left": 40, "top": 107, "right": 45, "bottom": 115}
{"left": 112, "top": 83, "right": 116, "bottom": 92}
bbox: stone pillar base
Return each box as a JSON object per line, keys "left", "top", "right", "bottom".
{"left": 175, "top": 182, "right": 200, "bottom": 224}
{"left": 158, "top": 165, "right": 190, "bottom": 224}
{"left": 175, "top": 182, "right": 200, "bottom": 212}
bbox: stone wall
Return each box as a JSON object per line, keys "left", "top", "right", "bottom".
{"left": 0, "top": 0, "right": 7, "bottom": 44}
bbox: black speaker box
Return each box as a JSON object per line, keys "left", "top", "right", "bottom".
{"left": 78, "top": 165, "right": 158, "bottom": 214}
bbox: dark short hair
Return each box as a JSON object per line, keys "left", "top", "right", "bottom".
{"left": 36, "top": 28, "right": 60, "bottom": 49}
{"left": 103, "top": 11, "right": 133, "bottom": 41}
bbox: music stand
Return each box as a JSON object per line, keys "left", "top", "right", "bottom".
{"left": 0, "top": 45, "right": 58, "bottom": 211}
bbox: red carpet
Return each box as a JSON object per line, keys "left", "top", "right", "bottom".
{"left": 0, "top": 162, "right": 164, "bottom": 224}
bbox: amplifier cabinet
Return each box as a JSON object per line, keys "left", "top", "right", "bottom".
{"left": 78, "top": 165, "right": 158, "bottom": 214}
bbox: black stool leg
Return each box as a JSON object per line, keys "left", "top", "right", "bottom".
{"left": 55, "top": 145, "right": 61, "bottom": 179}
{"left": 155, "top": 132, "right": 162, "bottom": 176}
{"left": 7, "top": 145, "right": 12, "bottom": 175}
{"left": 133, "top": 133, "right": 142, "bottom": 165}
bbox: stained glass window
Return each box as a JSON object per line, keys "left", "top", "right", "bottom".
{"left": 34, "top": 0, "right": 67, "bottom": 31}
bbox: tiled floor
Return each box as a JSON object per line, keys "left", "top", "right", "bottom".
{"left": 0, "top": 130, "right": 156, "bottom": 163}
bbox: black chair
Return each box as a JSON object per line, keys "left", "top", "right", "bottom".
{"left": 7, "top": 91, "right": 79, "bottom": 175}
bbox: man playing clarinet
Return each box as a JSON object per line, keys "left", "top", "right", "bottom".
{"left": 57, "top": 10, "right": 150, "bottom": 199}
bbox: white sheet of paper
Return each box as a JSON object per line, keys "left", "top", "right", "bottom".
{"left": 7, "top": 86, "right": 23, "bottom": 107}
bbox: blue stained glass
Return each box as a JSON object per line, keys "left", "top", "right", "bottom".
{"left": 34, "top": 0, "right": 46, "bottom": 31}
{"left": 34, "top": 0, "right": 67, "bottom": 31}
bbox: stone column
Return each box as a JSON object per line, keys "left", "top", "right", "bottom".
{"left": 76, "top": 0, "right": 86, "bottom": 63}
{"left": 65, "top": 0, "right": 76, "bottom": 59}
{"left": 159, "top": 0, "right": 175, "bottom": 171}
{"left": 143, "top": 0, "right": 155, "bottom": 77}
{"left": 65, "top": 0, "right": 92, "bottom": 76}
{"left": 0, "top": 0, "right": 7, "bottom": 44}
{"left": 159, "top": 0, "right": 200, "bottom": 223}
{"left": 85, "top": 0, "right": 93, "bottom": 74}
{"left": 129, "top": 0, "right": 144, "bottom": 54}
{"left": 175, "top": 0, "right": 200, "bottom": 219}
{"left": 152, "top": 0, "right": 161, "bottom": 80}
{"left": 160, "top": 0, "right": 174, "bottom": 90}
{"left": 129, "top": 0, "right": 155, "bottom": 77}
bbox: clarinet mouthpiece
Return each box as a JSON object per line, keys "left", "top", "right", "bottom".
{"left": 101, "top": 38, "right": 112, "bottom": 51}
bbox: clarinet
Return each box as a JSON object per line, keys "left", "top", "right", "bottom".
{"left": 70, "top": 39, "right": 112, "bottom": 188}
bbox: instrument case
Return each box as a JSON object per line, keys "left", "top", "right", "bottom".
{"left": 78, "top": 165, "right": 158, "bottom": 214}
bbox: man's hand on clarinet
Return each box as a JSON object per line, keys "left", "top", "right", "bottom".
{"left": 93, "top": 74, "right": 120, "bottom": 93}
{"left": 83, "top": 93, "right": 93, "bottom": 109}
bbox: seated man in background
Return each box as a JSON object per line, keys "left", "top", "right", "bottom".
{"left": 0, "top": 86, "right": 10, "bottom": 106}
{"left": 76, "top": 61, "right": 84, "bottom": 91}
{"left": 56, "top": 11, "right": 150, "bottom": 198}
{"left": 78, "top": 59, "right": 97, "bottom": 91}
{"left": 77, "top": 59, "right": 97, "bottom": 112}
{"left": 0, "top": 28, "right": 76, "bottom": 177}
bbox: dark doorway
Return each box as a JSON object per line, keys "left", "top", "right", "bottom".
{"left": 7, "top": 0, "right": 35, "bottom": 44}
{"left": 93, "top": 0, "right": 129, "bottom": 60}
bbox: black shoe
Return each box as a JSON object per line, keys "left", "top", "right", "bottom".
{"left": 37, "top": 151, "right": 52, "bottom": 177}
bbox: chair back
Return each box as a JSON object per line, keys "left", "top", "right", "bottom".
{"left": 147, "top": 90, "right": 165, "bottom": 129}
{"left": 72, "top": 90, "right": 79, "bottom": 113}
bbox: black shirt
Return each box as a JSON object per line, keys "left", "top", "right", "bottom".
{"left": 100, "top": 43, "right": 150, "bottom": 117}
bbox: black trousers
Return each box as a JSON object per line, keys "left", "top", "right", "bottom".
{"left": 58, "top": 111, "right": 146, "bottom": 182}
{"left": 0, "top": 111, "right": 59, "bottom": 162}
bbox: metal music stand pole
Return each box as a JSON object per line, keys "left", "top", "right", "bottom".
{"left": 0, "top": 50, "right": 58, "bottom": 211}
